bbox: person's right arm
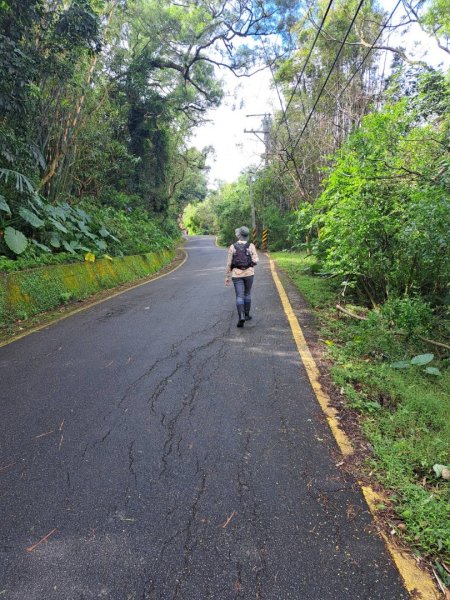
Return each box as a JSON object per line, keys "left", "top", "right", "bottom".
{"left": 250, "top": 244, "right": 259, "bottom": 266}
{"left": 225, "top": 245, "right": 233, "bottom": 285}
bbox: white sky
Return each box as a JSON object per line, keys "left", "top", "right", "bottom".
{"left": 190, "top": 68, "right": 276, "bottom": 186}
{"left": 191, "top": 2, "right": 450, "bottom": 187}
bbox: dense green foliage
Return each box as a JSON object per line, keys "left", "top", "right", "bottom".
{"left": 186, "top": 172, "right": 294, "bottom": 249}
{"left": 1, "top": 0, "right": 286, "bottom": 269}
{"left": 312, "top": 73, "right": 450, "bottom": 307}
{"left": 211, "top": 64, "right": 450, "bottom": 316}
{"left": 213, "top": 177, "right": 252, "bottom": 245}
{"left": 183, "top": 199, "right": 216, "bottom": 235}
{"left": 0, "top": 169, "right": 178, "bottom": 272}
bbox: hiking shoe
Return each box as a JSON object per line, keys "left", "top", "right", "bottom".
{"left": 237, "top": 318, "right": 245, "bottom": 328}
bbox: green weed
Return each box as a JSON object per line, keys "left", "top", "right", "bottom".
{"left": 271, "top": 252, "right": 336, "bottom": 307}
{"left": 59, "top": 292, "right": 73, "bottom": 304}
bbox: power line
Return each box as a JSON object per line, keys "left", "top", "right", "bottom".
{"left": 260, "top": 1, "right": 335, "bottom": 193}
{"left": 283, "top": 0, "right": 335, "bottom": 118}
{"left": 336, "top": 0, "right": 402, "bottom": 99}
{"left": 261, "top": 38, "right": 286, "bottom": 124}
{"left": 260, "top": 37, "right": 307, "bottom": 191}
{"left": 263, "top": 0, "right": 398, "bottom": 190}
{"left": 325, "top": 2, "right": 401, "bottom": 139}
{"left": 287, "top": 0, "right": 400, "bottom": 153}
{"left": 290, "top": 0, "right": 366, "bottom": 154}
{"left": 269, "top": 0, "right": 335, "bottom": 143}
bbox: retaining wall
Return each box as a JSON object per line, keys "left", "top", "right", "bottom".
{"left": 0, "top": 248, "right": 176, "bottom": 325}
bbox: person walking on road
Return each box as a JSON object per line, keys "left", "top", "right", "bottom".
{"left": 225, "top": 226, "right": 259, "bottom": 327}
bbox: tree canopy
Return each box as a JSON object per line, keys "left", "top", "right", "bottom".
{"left": 0, "top": 0, "right": 290, "bottom": 261}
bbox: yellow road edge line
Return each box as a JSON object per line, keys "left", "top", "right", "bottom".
{"left": 269, "top": 258, "right": 353, "bottom": 456}
{"left": 0, "top": 248, "right": 188, "bottom": 349}
{"left": 269, "top": 256, "right": 440, "bottom": 600}
{"left": 361, "top": 486, "right": 440, "bottom": 600}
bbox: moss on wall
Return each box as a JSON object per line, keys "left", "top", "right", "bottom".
{"left": 0, "top": 279, "right": 5, "bottom": 323}
{"left": 0, "top": 249, "right": 175, "bottom": 325}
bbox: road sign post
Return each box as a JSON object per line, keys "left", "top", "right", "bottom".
{"left": 261, "top": 228, "right": 268, "bottom": 252}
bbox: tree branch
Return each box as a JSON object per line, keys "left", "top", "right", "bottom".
{"left": 307, "top": 12, "right": 426, "bottom": 66}
{"left": 336, "top": 305, "right": 450, "bottom": 350}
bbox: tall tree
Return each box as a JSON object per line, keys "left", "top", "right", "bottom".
{"left": 267, "top": 0, "right": 386, "bottom": 204}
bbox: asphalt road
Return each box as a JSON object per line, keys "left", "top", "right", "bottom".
{"left": 0, "top": 236, "right": 409, "bottom": 600}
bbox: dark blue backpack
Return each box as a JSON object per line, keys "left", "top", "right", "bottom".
{"left": 231, "top": 242, "right": 252, "bottom": 269}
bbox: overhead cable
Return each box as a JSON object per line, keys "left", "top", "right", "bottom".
{"left": 265, "top": 0, "right": 335, "bottom": 191}
{"left": 283, "top": 0, "right": 335, "bottom": 118}
{"left": 290, "top": 0, "right": 366, "bottom": 154}
{"left": 336, "top": 0, "right": 402, "bottom": 99}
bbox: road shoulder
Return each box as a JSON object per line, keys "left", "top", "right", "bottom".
{"left": 269, "top": 256, "right": 441, "bottom": 600}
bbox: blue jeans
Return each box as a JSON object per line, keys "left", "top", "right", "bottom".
{"left": 232, "top": 275, "right": 254, "bottom": 317}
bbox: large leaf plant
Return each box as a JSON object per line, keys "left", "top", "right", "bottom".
{"left": 0, "top": 168, "right": 118, "bottom": 259}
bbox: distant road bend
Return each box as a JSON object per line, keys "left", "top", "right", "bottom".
{"left": 0, "top": 236, "right": 409, "bottom": 599}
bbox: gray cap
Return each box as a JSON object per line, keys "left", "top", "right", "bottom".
{"left": 235, "top": 226, "right": 249, "bottom": 240}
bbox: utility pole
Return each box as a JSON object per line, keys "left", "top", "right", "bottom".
{"left": 248, "top": 173, "right": 257, "bottom": 246}
{"left": 244, "top": 114, "right": 272, "bottom": 250}
{"left": 244, "top": 113, "right": 272, "bottom": 166}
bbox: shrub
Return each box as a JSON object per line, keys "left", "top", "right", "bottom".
{"left": 0, "top": 174, "right": 180, "bottom": 271}
{"left": 315, "top": 84, "right": 450, "bottom": 307}
{"left": 381, "top": 297, "right": 434, "bottom": 334}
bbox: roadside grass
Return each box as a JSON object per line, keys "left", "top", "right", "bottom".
{"left": 271, "top": 251, "right": 450, "bottom": 567}
{"left": 269, "top": 252, "right": 336, "bottom": 307}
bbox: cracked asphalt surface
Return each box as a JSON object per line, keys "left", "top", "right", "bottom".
{"left": 0, "top": 236, "right": 409, "bottom": 599}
